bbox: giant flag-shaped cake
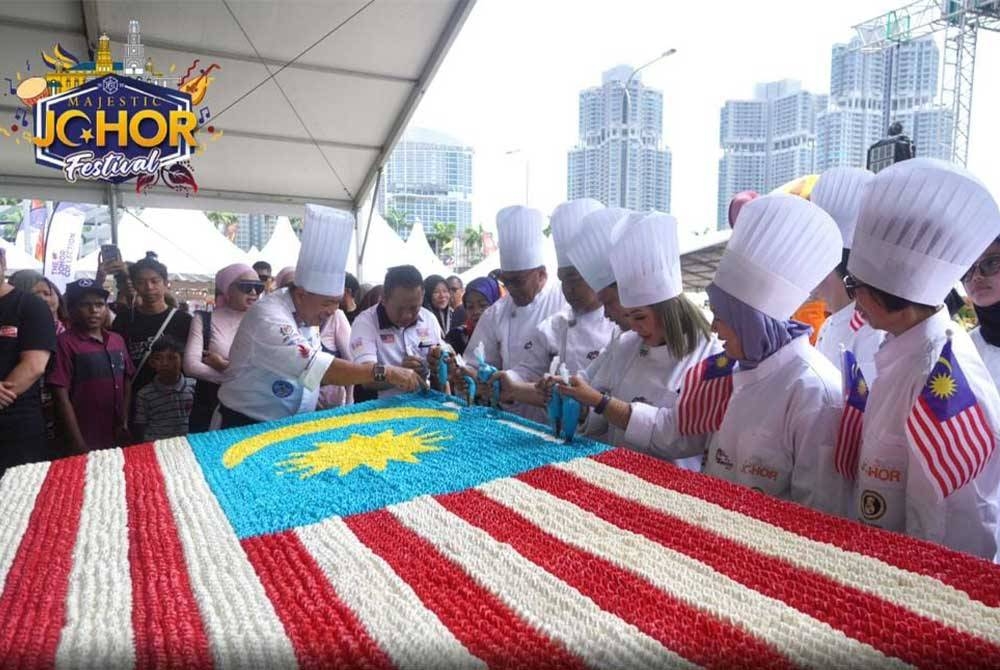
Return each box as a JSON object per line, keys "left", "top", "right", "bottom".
{"left": 1, "top": 393, "right": 999, "bottom": 668}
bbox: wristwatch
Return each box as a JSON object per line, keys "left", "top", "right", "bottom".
{"left": 372, "top": 364, "right": 387, "bottom": 383}
{"left": 593, "top": 392, "right": 612, "bottom": 415}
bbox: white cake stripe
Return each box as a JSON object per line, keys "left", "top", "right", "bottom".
{"left": 391, "top": 496, "right": 697, "bottom": 670}
{"left": 154, "top": 438, "right": 298, "bottom": 670}
{"left": 55, "top": 450, "right": 134, "bottom": 670}
{"left": 480, "top": 477, "right": 910, "bottom": 670}
{"left": 557, "top": 457, "right": 1000, "bottom": 643}
{"left": 297, "top": 516, "right": 486, "bottom": 670}
{"left": 0, "top": 461, "right": 50, "bottom": 593}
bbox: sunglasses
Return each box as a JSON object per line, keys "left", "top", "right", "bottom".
{"left": 257, "top": 273, "right": 272, "bottom": 283}
{"left": 843, "top": 274, "right": 868, "bottom": 301}
{"left": 235, "top": 280, "right": 266, "bottom": 295}
{"left": 962, "top": 254, "right": 1000, "bottom": 283}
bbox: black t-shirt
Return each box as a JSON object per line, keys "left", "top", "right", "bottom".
{"left": 112, "top": 306, "right": 193, "bottom": 396}
{"left": 0, "top": 287, "right": 57, "bottom": 451}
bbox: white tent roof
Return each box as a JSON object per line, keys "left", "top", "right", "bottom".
{"left": 348, "top": 211, "right": 409, "bottom": 284}
{"left": 134, "top": 208, "right": 248, "bottom": 270}
{"left": 76, "top": 209, "right": 214, "bottom": 280}
{"left": 404, "top": 222, "right": 450, "bottom": 278}
{"left": 0, "top": 0, "right": 475, "bottom": 215}
{"left": 258, "top": 217, "right": 301, "bottom": 271}
{"left": 0, "top": 238, "right": 42, "bottom": 272}
{"left": 245, "top": 245, "right": 261, "bottom": 264}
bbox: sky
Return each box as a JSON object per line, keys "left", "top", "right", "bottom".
{"left": 409, "top": 0, "right": 1000, "bottom": 235}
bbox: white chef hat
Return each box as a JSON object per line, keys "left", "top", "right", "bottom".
{"left": 550, "top": 198, "right": 604, "bottom": 267}
{"left": 567, "top": 208, "right": 629, "bottom": 291}
{"left": 497, "top": 205, "right": 546, "bottom": 272}
{"left": 294, "top": 204, "right": 355, "bottom": 296}
{"left": 714, "top": 194, "right": 841, "bottom": 320}
{"left": 809, "top": 166, "right": 875, "bottom": 249}
{"left": 848, "top": 158, "right": 1000, "bottom": 306}
{"left": 610, "top": 212, "right": 683, "bottom": 308}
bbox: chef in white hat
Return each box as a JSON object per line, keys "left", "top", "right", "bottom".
{"left": 500, "top": 199, "right": 616, "bottom": 393}
{"left": 217, "top": 205, "right": 421, "bottom": 426}
{"left": 810, "top": 166, "right": 884, "bottom": 381}
{"left": 555, "top": 212, "right": 719, "bottom": 470}
{"left": 463, "top": 205, "right": 568, "bottom": 420}
{"left": 846, "top": 158, "right": 1000, "bottom": 559}
{"left": 576, "top": 195, "right": 850, "bottom": 516}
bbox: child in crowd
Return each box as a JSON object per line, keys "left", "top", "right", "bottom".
{"left": 133, "top": 335, "right": 195, "bottom": 441}
{"left": 49, "top": 279, "right": 133, "bottom": 453}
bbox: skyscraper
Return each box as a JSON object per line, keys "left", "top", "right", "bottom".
{"left": 567, "top": 66, "right": 672, "bottom": 212}
{"left": 716, "top": 80, "right": 827, "bottom": 230}
{"left": 816, "top": 35, "right": 952, "bottom": 172}
{"left": 376, "top": 127, "right": 473, "bottom": 265}
{"left": 234, "top": 213, "right": 277, "bottom": 252}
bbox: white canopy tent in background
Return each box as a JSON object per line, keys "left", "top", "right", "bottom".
{"left": 404, "top": 222, "right": 450, "bottom": 278}
{"left": 347, "top": 211, "right": 410, "bottom": 285}
{"left": 0, "top": 0, "right": 475, "bottom": 280}
{"left": 0, "top": 238, "right": 42, "bottom": 272}
{"left": 256, "top": 217, "right": 301, "bottom": 272}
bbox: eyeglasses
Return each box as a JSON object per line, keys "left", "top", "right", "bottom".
{"left": 843, "top": 274, "right": 868, "bottom": 300}
{"left": 962, "top": 254, "right": 1000, "bottom": 283}
{"left": 448, "top": 284, "right": 462, "bottom": 293}
{"left": 257, "top": 273, "right": 272, "bottom": 283}
{"left": 235, "top": 280, "right": 266, "bottom": 295}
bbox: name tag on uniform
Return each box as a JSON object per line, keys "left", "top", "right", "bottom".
{"left": 0, "top": 326, "right": 17, "bottom": 338}
{"left": 380, "top": 333, "right": 396, "bottom": 344}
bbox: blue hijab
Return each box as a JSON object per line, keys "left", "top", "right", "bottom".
{"left": 706, "top": 283, "right": 812, "bottom": 370}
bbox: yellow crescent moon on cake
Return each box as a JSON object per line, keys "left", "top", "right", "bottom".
{"left": 222, "top": 406, "right": 459, "bottom": 468}
{"left": 937, "top": 356, "right": 953, "bottom": 373}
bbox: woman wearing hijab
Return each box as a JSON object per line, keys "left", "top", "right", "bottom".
{"left": 551, "top": 213, "right": 719, "bottom": 470}
{"left": 562, "top": 195, "right": 850, "bottom": 516}
{"left": 445, "top": 276, "right": 499, "bottom": 356}
{"left": 184, "top": 263, "right": 263, "bottom": 431}
{"left": 422, "top": 274, "right": 454, "bottom": 334}
{"left": 963, "top": 238, "right": 1000, "bottom": 388}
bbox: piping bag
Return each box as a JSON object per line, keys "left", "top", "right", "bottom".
{"left": 557, "top": 363, "right": 581, "bottom": 443}
{"left": 472, "top": 342, "right": 500, "bottom": 408}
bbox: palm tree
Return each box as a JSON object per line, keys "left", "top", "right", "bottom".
{"left": 429, "top": 221, "right": 457, "bottom": 257}
{"left": 463, "top": 225, "right": 484, "bottom": 263}
{"left": 385, "top": 207, "right": 410, "bottom": 238}
{"left": 206, "top": 211, "right": 239, "bottom": 235}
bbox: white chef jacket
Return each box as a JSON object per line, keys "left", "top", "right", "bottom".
{"left": 625, "top": 336, "right": 851, "bottom": 517}
{"left": 349, "top": 304, "right": 442, "bottom": 399}
{"left": 970, "top": 327, "right": 1000, "bottom": 391}
{"left": 584, "top": 330, "right": 721, "bottom": 471}
{"left": 465, "top": 280, "right": 568, "bottom": 421}
{"left": 852, "top": 309, "right": 1000, "bottom": 560}
{"left": 217, "top": 289, "right": 335, "bottom": 422}
{"left": 815, "top": 301, "right": 884, "bottom": 383}
{"left": 508, "top": 305, "right": 617, "bottom": 382}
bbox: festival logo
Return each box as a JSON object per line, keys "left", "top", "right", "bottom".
{"left": 4, "top": 20, "right": 222, "bottom": 194}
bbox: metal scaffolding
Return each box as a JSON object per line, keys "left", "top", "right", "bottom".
{"left": 851, "top": 0, "right": 1000, "bottom": 166}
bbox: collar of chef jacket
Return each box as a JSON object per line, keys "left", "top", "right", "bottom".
{"left": 874, "top": 307, "right": 951, "bottom": 377}
{"left": 732, "top": 335, "right": 812, "bottom": 391}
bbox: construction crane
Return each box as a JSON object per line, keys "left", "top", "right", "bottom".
{"left": 851, "top": 0, "right": 1000, "bottom": 166}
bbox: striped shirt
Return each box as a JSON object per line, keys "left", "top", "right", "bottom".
{"left": 134, "top": 375, "right": 195, "bottom": 441}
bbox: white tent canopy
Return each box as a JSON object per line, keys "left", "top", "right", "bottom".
{"left": 0, "top": 0, "right": 474, "bottom": 216}
{"left": 404, "top": 222, "right": 450, "bottom": 278}
{"left": 257, "top": 217, "right": 301, "bottom": 272}
{"left": 0, "top": 238, "right": 42, "bottom": 272}
{"left": 348, "top": 211, "right": 410, "bottom": 284}
{"left": 135, "top": 208, "right": 248, "bottom": 271}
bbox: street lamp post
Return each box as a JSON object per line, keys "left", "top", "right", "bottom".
{"left": 619, "top": 48, "right": 677, "bottom": 209}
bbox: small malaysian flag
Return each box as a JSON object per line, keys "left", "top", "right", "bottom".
{"left": 835, "top": 349, "right": 868, "bottom": 479}
{"left": 849, "top": 310, "right": 865, "bottom": 333}
{"left": 677, "top": 352, "right": 736, "bottom": 436}
{"left": 905, "top": 338, "right": 997, "bottom": 498}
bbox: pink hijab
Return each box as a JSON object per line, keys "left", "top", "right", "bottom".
{"left": 215, "top": 263, "right": 255, "bottom": 309}
{"left": 728, "top": 190, "right": 759, "bottom": 228}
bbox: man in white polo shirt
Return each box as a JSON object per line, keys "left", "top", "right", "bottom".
{"left": 350, "top": 264, "right": 443, "bottom": 398}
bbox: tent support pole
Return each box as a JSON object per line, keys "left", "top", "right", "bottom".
{"left": 106, "top": 184, "right": 119, "bottom": 245}
{"left": 357, "top": 166, "right": 383, "bottom": 284}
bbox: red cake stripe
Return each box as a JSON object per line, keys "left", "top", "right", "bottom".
{"left": 123, "top": 444, "right": 211, "bottom": 669}
{"left": 0, "top": 457, "right": 86, "bottom": 669}
{"left": 521, "top": 464, "right": 1000, "bottom": 667}
{"left": 437, "top": 488, "right": 794, "bottom": 670}
{"left": 242, "top": 530, "right": 393, "bottom": 670}
{"left": 593, "top": 448, "right": 1000, "bottom": 607}
{"left": 345, "top": 509, "right": 587, "bottom": 670}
